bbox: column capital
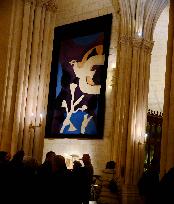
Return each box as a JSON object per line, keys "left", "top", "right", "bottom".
{"left": 119, "top": 35, "right": 132, "bottom": 46}
{"left": 37, "top": 0, "right": 58, "bottom": 12}
{"left": 142, "top": 39, "right": 154, "bottom": 53}
{"left": 23, "top": 0, "right": 36, "bottom": 4}
{"left": 132, "top": 38, "right": 154, "bottom": 52}
{"left": 22, "top": 0, "right": 58, "bottom": 12}
{"left": 119, "top": 35, "right": 154, "bottom": 52}
{"left": 132, "top": 37, "right": 143, "bottom": 48}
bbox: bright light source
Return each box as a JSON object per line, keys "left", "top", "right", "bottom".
{"left": 64, "top": 153, "right": 69, "bottom": 157}
{"left": 144, "top": 133, "right": 148, "bottom": 140}
{"left": 138, "top": 31, "right": 142, "bottom": 37}
{"left": 111, "top": 62, "right": 116, "bottom": 69}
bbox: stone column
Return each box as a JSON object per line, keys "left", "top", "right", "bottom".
{"left": 11, "top": 0, "right": 36, "bottom": 156}
{"left": 0, "top": 0, "right": 24, "bottom": 152}
{"left": 112, "top": 35, "right": 133, "bottom": 179}
{"left": 160, "top": 0, "right": 174, "bottom": 177}
{"left": 111, "top": 34, "right": 154, "bottom": 204}
{"left": 111, "top": 0, "right": 167, "bottom": 189}
{"left": 125, "top": 39, "right": 153, "bottom": 185}
{"left": 20, "top": 0, "right": 57, "bottom": 161}
{"left": 111, "top": 1, "right": 167, "bottom": 203}
{"left": 0, "top": 0, "right": 57, "bottom": 162}
{"left": 113, "top": 34, "right": 153, "bottom": 204}
{"left": 33, "top": 8, "right": 56, "bottom": 162}
{"left": 112, "top": 34, "right": 153, "bottom": 183}
{"left": 0, "top": 0, "right": 14, "bottom": 144}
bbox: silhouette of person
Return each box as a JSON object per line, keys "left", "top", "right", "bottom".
{"left": 81, "top": 154, "right": 94, "bottom": 204}
{"left": 71, "top": 160, "right": 84, "bottom": 203}
{"left": 158, "top": 167, "right": 174, "bottom": 204}
{"left": 138, "top": 158, "right": 160, "bottom": 204}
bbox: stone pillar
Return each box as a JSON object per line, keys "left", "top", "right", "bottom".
{"left": 112, "top": 35, "right": 133, "bottom": 178}
{"left": 111, "top": 0, "right": 167, "bottom": 203}
{"left": 160, "top": 0, "right": 174, "bottom": 177}
{"left": 0, "top": 0, "right": 14, "bottom": 143}
{"left": 112, "top": 34, "right": 153, "bottom": 181}
{"left": 111, "top": 35, "right": 154, "bottom": 204}
{"left": 113, "top": 0, "right": 167, "bottom": 188}
{"left": 0, "top": 0, "right": 24, "bottom": 152}
{"left": 0, "top": 0, "right": 57, "bottom": 162}
{"left": 11, "top": 0, "right": 36, "bottom": 156}
{"left": 18, "top": 0, "right": 57, "bottom": 161}
{"left": 125, "top": 39, "right": 153, "bottom": 185}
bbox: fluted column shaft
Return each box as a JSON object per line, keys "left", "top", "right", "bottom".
{"left": 125, "top": 39, "right": 153, "bottom": 184}
{"left": 111, "top": 0, "right": 167, "bottom": 188}
{"left": 0, "top": 0, "right": 24, "bottom": 151}
{"left": 0, "top": 0, "right": 56, "bottom": 162}
{"left": 113, "top": 35, "right": 132, "bottom": 179}
{"left": 113, "top": 34, "right": 153, "bottom": 184}
{"left": 18, "top": 0, "right": 56, "bottom": 160}
{"left": 160, "top": 0, "right": 174, "bottom": 177}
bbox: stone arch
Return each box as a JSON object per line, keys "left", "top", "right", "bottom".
{"left": 114, "top": 0, "right": 168, "bottom": 40}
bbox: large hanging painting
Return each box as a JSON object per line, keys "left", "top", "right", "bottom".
{"left": 45, "top": 14, "right": 112, "bottom": 139}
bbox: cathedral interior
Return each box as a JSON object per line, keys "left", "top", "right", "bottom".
{"left": 0, "top": 0, "right": 173, "bottom": 203}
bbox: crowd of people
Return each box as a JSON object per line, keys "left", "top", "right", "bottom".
{"left": 0, "top": 150, "right": 94, "bottom": 203}
{"left": 5, "top": 149, "right": 172, "bottom": 204}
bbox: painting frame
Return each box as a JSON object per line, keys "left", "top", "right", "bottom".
{"left": 45, "top": 14, "right": 112, "bottom": 139}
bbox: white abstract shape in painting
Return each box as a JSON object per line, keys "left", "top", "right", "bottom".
{"left": 60, "top": 83, "right": 86, "bottom": 133}
{"left": 62, "top": 100, "right": 68, "bottom": 113}
{"left": 60, "top": 110, "right": 77, "bottom": 133}
{"left": 74, "top": 105, "right": 87, "bottom": 113}
{"left": 70, "top": 83, "right": 77, "bottom": 105}
{"left": 68, "top": 122, "right": 77, "bottom": 132}
{"left": 69, "top": 54, "right": 105, "bottom": 95}
{"left": 81, "top": 114, "right": 93, "bottom": 134}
